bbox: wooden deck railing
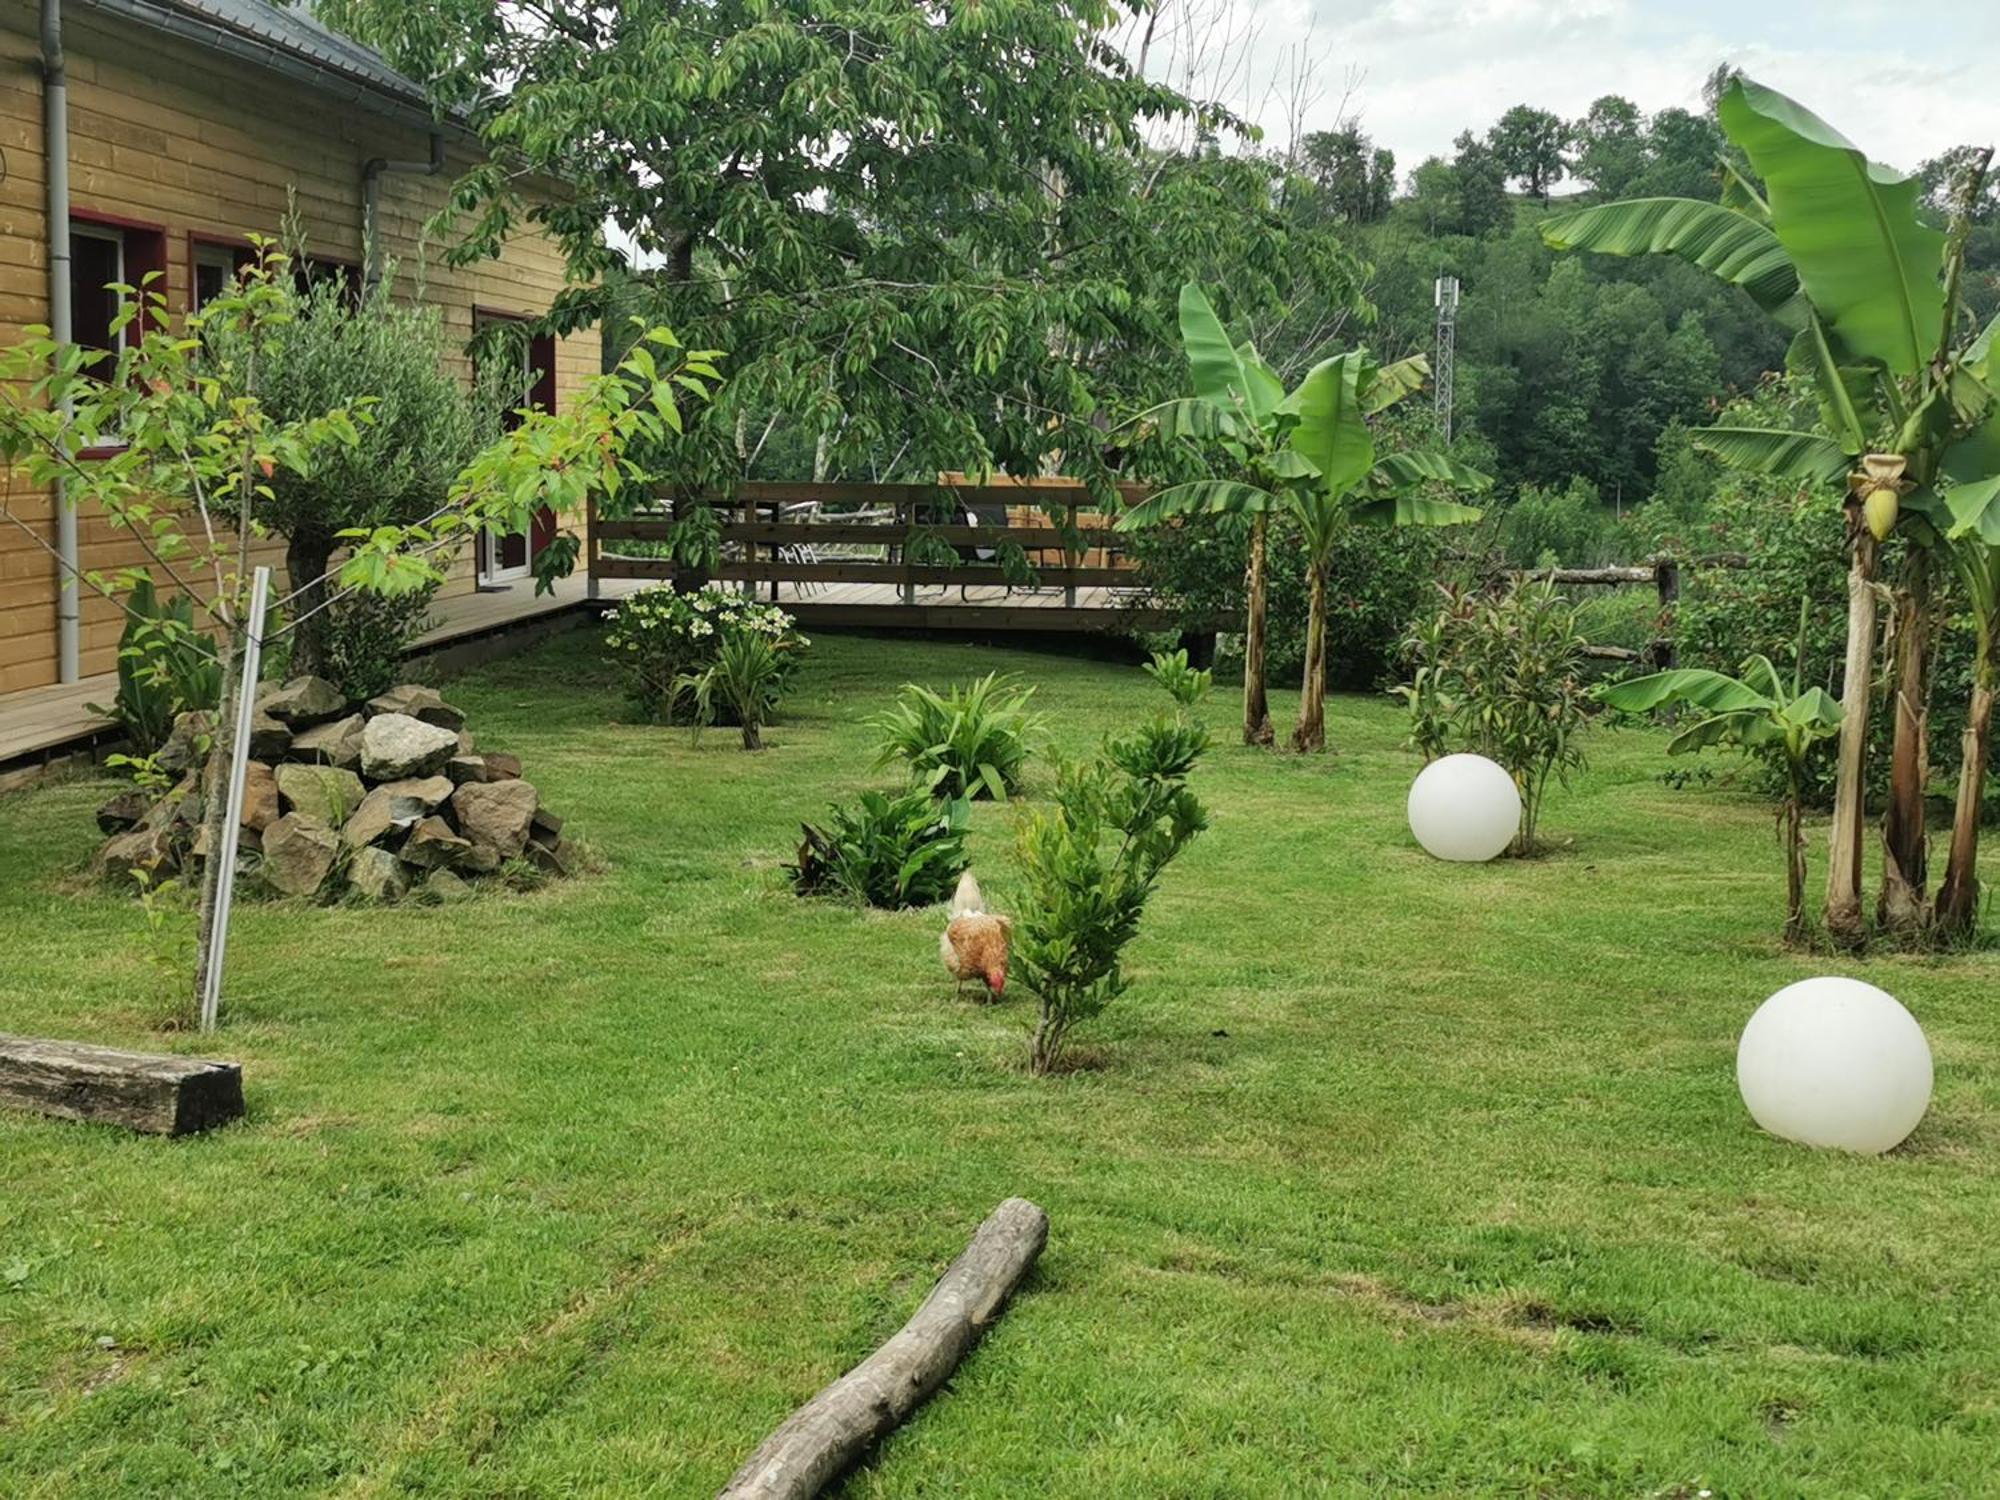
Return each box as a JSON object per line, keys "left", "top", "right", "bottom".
{"left": 587, "top": 479, "right": 1151, "bottom": 610}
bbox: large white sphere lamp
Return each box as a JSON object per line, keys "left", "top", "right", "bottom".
{"left": 1736, "top": 977, "right": 1933, "bottom": 1154}
{"left": 1407, "top": 753, "right": 1520, "bottom": 863}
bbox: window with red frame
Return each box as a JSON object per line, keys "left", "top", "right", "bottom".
{"left": 472, "top": 310, "right": 560, "bottom": 583}
{"left": 192, "top": 239, "right": 257, "bottom": 310}
{"left": 70, "top": 217, "right": 166, "bottom": 379}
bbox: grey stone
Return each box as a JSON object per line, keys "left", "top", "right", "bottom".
{"left": 365, "top": 684, "right": 467, "bottom": 732}
{"left": 141, "top": 775, "right": 200, "bottom": 832}
{"left": 259, "top": 675, "right": 349, "bottom": 725}
{"left": 156, "top": 712, "right": 214, "bottom": 777}
{"left": 346, "top": 846, "right": 410, "bottom": 903}
{"left": 96, "top": 825, "right": 174, "bottom": 885}
{"left": 340, "top": 776, "right": 450, "bottom": 849}
{"left": 420, "top": 867, "right": 474, "bottom": 904}
{"left": 246, "top": 712, "right": 292, "bottom": 762}
{"left": 445, "top": 754, "right": 492, "bottom": 785}
{"left": 452, "top": 779, "right": 538, "bottom": 860}
{"left": 482, "top": 752, "right": 523, "bottom": 781}
{"left": 455, "top": 729, "right": 476, "bottom": 754}
{"left": 96, "top": 789, "right": 151, "bottom": 834}
{"left": 401, "top": 815, "right": 470, "bottom": 870}
{"left": 239, "top": 761, "right": 280, "bottom": 831}
{"left": 290, "top": 713, "right": 365, "bottom": 770}
{"left": 527, "top": 835, "right": 574, "bottom": 877}
{"left": 458, "top": 842, "right": 502, "bottom": 875}
{"left": 274, "top": 763, "right": 366, "bottom": 825}
{"left": 530, "top": 807, "right": 564, "bottom": 840}
{"left": 360, "top": 713, "right": 459, "bottom": 782}
{"left": 261, "top": 814, "right": 338, "bottom": 897}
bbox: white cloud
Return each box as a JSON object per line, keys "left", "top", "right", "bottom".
{"left": 1161, "top": 0, "right": 2000, "bottom": 178}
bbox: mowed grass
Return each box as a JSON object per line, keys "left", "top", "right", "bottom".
{"left": 2, "top": 629, "right": 1997, "bottom": 1498}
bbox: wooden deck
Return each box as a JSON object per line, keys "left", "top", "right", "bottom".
{"left": 0, "top": 575, "right": 594, "bottom": 771}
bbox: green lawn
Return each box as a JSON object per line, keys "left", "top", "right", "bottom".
{"left": 2, "top": 629, "right": 1996, "bottom": 1498}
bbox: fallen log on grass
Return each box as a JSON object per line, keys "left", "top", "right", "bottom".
{"left": 0, "top": 1034, "right": 243, "bottom": 1136}
{"left": 718, "top": 1196, "right": 1049, "bottom": 1500}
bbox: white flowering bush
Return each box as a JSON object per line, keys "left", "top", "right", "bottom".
{"left": 602, "top": 584, "right": 809, "bottom": 723}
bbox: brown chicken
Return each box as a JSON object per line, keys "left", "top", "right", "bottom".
{"left": 940, "top": 871, "right": 1011, "bottom": 1000}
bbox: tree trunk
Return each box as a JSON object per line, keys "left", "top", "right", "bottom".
{"left": 1935, "top": 644, "right": 1994, "bottom": 936}
{"left": 718, "top": 1199, "right": 1048, "bottom": 1500}
{"left": 1782, "top": 792, "right": 1808, "bottom": 948}
{"left": 1878, "top": 549, "right": 1933, "bottom": 933}
{"left": 1242, "top": 511, "right": 1273, "bottom": 746}
{"left": 1290, "top": 558, "right": 1328, "bottom": 754}
{"left": 741, "top": 719, "right": 763, "bottom": 752}
{"left": 1824, "top": 536, "right": 1879, "bottom": 946}
{"left": 284, "top": 530, "right": 335, "bottom": 681}
{"left": 188, "top": 623, "right": 245, "bottom": 1020}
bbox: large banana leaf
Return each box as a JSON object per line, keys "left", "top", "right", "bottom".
{"left": 1719, "top": 158, "right": 1772, "bottom": 224}
{"left": 1135, "top": 397, "right": 1242, "bottom": 443}
{"left": 1115, "top": 479, "right": 1280, "bottom": 531}
{"left": 1944, "top": 474, "right": 2000, "bottom": 546}
{"left": 1281, "top": 352, "right": 1374, "bottom": 496}
{"left": 1237, "top": 342, "right": 1285, "bottom": 420}
{"left": 1373, "top": 451, "right": 1493, "bottom": 493}
{"left": 1786, "top": 314, "right": 1879, "bottom": 454}
{"left": 1693, "top": 425, "right": 1850, "bottom": 485}
{"left": 1540, "top": 196, "right": 1801, "bottom": 325}
{"left": 1364, "top": 355, "right": 1428, "bottom": 414}
{"left": 1349, "top": 494, "right": 1483, "bottom": 528}
{"left": 1717, "top": 76, "right": 1946, "bottom": 376}
{"left": 1598, "top": 669, "right": 1774, "bottom": 716}
{"left": 1178, "top": 283, "right": 1273, "bottom": 422}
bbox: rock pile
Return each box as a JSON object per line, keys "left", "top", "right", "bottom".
{"left": 94, "top": 677, "right": 572, "bottom": 903}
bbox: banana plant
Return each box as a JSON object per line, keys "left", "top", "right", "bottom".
{"left": 1599, "top": 614, "right": 1843, "bottom": 945}
{"left": 1544, "top": 76, "right": 1998, "bottom": 944}
{"left": 1121, "top": 284, "right": 1487, "bottom": 753}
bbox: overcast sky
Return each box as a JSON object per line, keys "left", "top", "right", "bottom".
{"left": 1189, "top": 0, "right": 2000, "bottom": 180}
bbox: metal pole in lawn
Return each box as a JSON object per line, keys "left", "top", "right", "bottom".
{"left": 198, "top": 565, "right": 271, "bottom": 1034}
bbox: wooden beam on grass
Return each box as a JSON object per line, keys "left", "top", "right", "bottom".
{"left": 717, "top": 1197, "right": 1049, "bottom": 1500}
{"left": 0, "top": 1034, "right": 244, "bottom": 1136}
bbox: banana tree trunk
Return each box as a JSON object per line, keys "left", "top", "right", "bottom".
{"left": 1782, "top": 785, "right": 1809, "bottom": 948}
{"left": 1935, "top": 639, "right": 1994, "bottom": 937}
{"left": 1242, "top": 511, "right": 1274, "bottom": 747}
{"left": 1878, "top": 550, "right": 1933, "bottom": 933}
{"left": 1290, "top": 558, "right": 1328, "bottom": 754}
{"left": 1824, "top": 536, "right": 1878, "bottom": 946}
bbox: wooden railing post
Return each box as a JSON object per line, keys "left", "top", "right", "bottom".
{"left": 1063, "top": 498, "right": 1078, "bottom": 610}
{"left": 585, "top": 493, "right": 600, "bottom": 601}
{"left": 1651, "top": 557, "right": 1680, "bottom": 670}
{"left": 900, "top": 492, "right": 916, "bottom": 607}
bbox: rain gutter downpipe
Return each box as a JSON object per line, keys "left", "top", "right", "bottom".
{"left": 362, "top": 130, "right": 446, "bottom": 290}
{"left": 42, "top": 0, "right": 78, "bottom": 683}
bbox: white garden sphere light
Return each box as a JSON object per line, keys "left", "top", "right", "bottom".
{"left": 1407, "top": 753, "right": 1520, "bottom": 863}
{"left": 1736, "top": 977, "right": 1933, "bottom": 1155}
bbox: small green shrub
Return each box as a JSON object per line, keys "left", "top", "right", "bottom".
{"left": 602, "top": 584, "right": 807, "bottom": 724}
{"left": 313, "top": 585, "right": 441, "bottom": 702}
{"left": 1014, "top": 677, "right": 1210, "bottom": 1074}
{"left": 789, "top": 789, "right": 970, "bottom": 909}
{"left": 1396, "top": 580, "right": 1591, "bottom": 854}
{"left": 870, "top": 672, "right": 1046, "bottom": 800}
{"left": 89, "top": 579, "right": 221, "bottom": 756}
{"left": 681, "top": 628, "right": 788, "bottom": 750}
{"left": 1142, "top": 647, "right": 1213, "bottom": 713}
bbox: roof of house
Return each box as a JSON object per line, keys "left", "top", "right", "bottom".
{"left": 76, "top": 0, "right": 435, "bottom": 121}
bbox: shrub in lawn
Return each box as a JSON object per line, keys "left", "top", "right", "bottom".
{"left": 1142, "top": 646, "right": 1213, "bottom": 715}
{"left": 789, "top": 788, "right": 970, "bottom": 909}
{"left": 603, "top": 584, "right": 807, "bottom": 725}
{"left": 1397, "top": 579, "right": 1590, "bottom": 854}
{"left": 870, "top": 672, "right": 1046, "bottom": 800}
{"left": 681, "top": 628, "right": 789, "bottom": 750}
{"left": 1014, "top": 701, "right": 1209, "bottom": 1075}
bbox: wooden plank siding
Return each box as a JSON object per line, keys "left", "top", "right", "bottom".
{"left": 0, "top": 10, "right": 597, "bottom": 694}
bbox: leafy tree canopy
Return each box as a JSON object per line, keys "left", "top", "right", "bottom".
{"left": 315, "top": 0, "right": 1364, "bottom": 495}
